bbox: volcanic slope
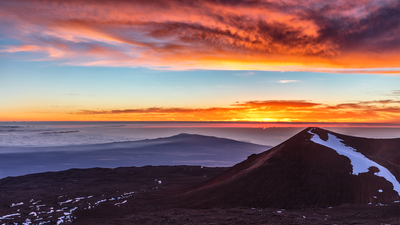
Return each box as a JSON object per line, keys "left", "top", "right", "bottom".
{"left": 174, "top": 127, "right": 400, "bottom": 209}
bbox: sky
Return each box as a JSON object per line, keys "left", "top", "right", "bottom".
{"left": 0, "top": 0, "right": 399, "bottom": 124}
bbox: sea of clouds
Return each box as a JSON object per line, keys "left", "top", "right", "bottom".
{"left": 0, "top": 122, "right": 398, "bottom": 149}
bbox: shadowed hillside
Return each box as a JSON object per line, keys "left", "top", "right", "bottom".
{"left": 172, "top": 128, "right": 400, "bottom": 208}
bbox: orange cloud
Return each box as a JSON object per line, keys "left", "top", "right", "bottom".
{"left": 0, "top": 44, "right": 66, "bottom": 58}
{"left": 68, "top": 99, "right": 400, "bottom": 123}
{"left": 232, "top": 100, "right": 320, "bottom": 108}
{"left": 0, "top": 0, "right": 399, "bottom": 73}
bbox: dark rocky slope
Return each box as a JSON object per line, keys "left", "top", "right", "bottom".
{"left": 172, "top": 127, "right": 400, "bottom": 208}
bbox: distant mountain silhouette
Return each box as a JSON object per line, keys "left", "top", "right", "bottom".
{"left": 0, "top": 134, "right": 270, "bottom": 178}
{"left": 173, "top": 127, "right": 400, "bottom": 208}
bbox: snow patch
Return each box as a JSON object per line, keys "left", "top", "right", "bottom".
{"left": 10, "top": 202, "right": 24, "bottom": 207}
{"left": 35, "top": 204, "right": 46, "bottom": 210}
{"left": 115, "top": 200, "right": 127, "bottom": 206}
{"left": 22, "top": 218, "right": 32, "bottom": 225}
{"left": 57, "top": 215, "right": 74, "bottom": 225}
{"left": 0, "top": 213, "right": 20, "bottom": 219}
{"left": 58, "top": 199, "right": 72, "bottom": 205}
{"left": 378, "top": 189, "right": 383, "bottom": 193}
{"left": 308, "top": 129, "right": 400, "bottom": 194}
{"left": 74, "top": 197, "right": 85, "bottom": 202}
{"left": 32, "top": 200, "right": 41, "bottom": 205}
{"left": 95, "top": 199, "right": 107, "bottom": 205}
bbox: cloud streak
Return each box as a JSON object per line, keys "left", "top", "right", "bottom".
{"left": 278, "top": 80, "right": 300, "bottom": 83}
{"left": 71, "top": 99, "right": 400, "bottom": 123}
{"left": 0, "top": 0, "right": 399, "bottom": 73}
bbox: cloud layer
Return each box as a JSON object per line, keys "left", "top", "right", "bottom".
{"left": 71, "top": 100, "right": 400, "bottom": 123}
{"left": 0, "top": 0, "right": 399, "bottom": 73}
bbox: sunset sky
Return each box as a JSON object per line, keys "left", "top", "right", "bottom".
{"left": 0, "top": 0, "right": 399, "bottom": 124}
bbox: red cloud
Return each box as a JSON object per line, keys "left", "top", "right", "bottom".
{"left": 0, "top": 0, "right": 399, "bottom": 73}
{"left": 232, "top": 100, "right": 321, "bottom": 108}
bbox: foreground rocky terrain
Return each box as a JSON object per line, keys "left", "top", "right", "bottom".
{"left": 0, "top": 166, "right": 226, "bottom": 224}
{"left": 1, "top": 127, "right": 399, "bottom": 224}
{"left": 0, "top": 165, "right": 399, "bottom": 225}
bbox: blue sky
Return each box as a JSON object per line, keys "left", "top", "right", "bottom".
{"left": 0, "top": 0, "right": 399, "bottom": 123}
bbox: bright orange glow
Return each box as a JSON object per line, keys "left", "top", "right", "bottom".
{"left": 1, "top": 1, "right": 399, "bottom": 124}
{"left": 2, "top": 100, "right": 399, "bottom": 124}
{"left": 0, "top": 0, "right": 399, "bottom": 73}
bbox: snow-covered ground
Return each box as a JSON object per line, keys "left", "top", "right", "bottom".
{"left": 0, "top": 191, "right": 133, "bottom": 225}
{"left": 308, "top": 128, "right": 400, "bottom": 194}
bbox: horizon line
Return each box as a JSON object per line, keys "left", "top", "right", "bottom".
{"left": 1, "top": 121, "right": 399, "bottom": 128}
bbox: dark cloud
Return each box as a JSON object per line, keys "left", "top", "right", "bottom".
{"left": 327, "top": 100, "right": 400, "bottom": 112}
{"left": 390, "top": 90, "right": 400, "bottom": 96}
{"left": 232, "top": 100, "right": 321, "bottom": 108}
{"left": 75, "top": 107, "right": 230, "bottom": 115}
{"left": 307, "top": 1, "right": 400, "bottom": 52}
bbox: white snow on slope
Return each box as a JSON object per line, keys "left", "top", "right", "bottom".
{"left": 10, "top": 202, "right": 24, "bottom": 207}
{"left": 0, "top": 213, "right": 20, "bottom": 219}
{"left": 308, "top": 129, "right": 400, "bottom": 194}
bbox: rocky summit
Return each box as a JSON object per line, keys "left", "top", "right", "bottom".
{"left": 173, "top": 127, "right": 400, "bottom": 208}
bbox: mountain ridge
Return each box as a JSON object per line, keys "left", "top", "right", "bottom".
{"left": 0, "top": 133, "right": 270, "bottom": 179}
{"left": 170, "top": 127, "right": 400, "bottom": 208}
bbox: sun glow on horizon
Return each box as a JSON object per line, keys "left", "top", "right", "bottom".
{"left": 0, "top": 0, "right": 399, "bottom": 124}
{"left": 1, "top": 99, "right": 399, "bottom": 125}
